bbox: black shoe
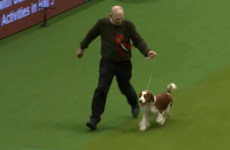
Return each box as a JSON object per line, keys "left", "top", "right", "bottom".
{"left": 132, "top": 104, "right": 140, "bottom": 118}
{"left": 86, "top": 120, "right": 98, "bottom": 131}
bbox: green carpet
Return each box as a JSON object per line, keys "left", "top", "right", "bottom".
{"left": 0, "top": 0, "right": 230, "bottom": 150}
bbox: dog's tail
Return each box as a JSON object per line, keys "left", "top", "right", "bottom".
{"left": 166, "top": 83, "right": 177, "bottom": 94}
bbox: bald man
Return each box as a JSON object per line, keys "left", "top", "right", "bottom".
{"left": 76, "top": 5, "right": 157, "bottom": 130}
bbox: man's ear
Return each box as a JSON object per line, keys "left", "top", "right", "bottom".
{"left": 109, "top": 13, "right": 112, "bottom": 17}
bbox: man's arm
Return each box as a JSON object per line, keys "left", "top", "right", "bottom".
{"left": 80, "top": 20, "right": 101, "bottom": 50}
{"left": 129, "top": 21, "right": 151, "bottom": 57}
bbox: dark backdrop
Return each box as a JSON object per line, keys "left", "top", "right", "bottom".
{"left": 0, "top": 0, "right": 87, "bottom": 39}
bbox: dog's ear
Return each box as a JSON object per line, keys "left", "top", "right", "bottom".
{"left": 147, "top": 92, "right": 155, "bottom": 102}
{"left": 139, "top": 92, "right": 142, "bottom": 98}
{"left": 150, "top": 93, "right": 155, "bottom": 101}
{"left": 146, "top": 91, "right": 154, "bottom": 102}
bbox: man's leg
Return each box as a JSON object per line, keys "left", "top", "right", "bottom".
{"left": 86, "top": 57, "right": 115, "bottom": 130}
{"left": 115, "top": 60, "right": 140, "bottom": 118}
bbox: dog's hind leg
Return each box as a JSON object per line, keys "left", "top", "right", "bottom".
{"left": 157, "top": 111, "right": 168, "bottom": 125}
{"left": 159, "top": 107, "right": 171, "bottom": 125}
{"left": 166, "top": 109, "right": 171, "bottom": 118}
{"left": 166, "top": 103, "right": 172, "bottom": 118}
{"left": 156, "top": 112, "right": 164, "bottom": 125}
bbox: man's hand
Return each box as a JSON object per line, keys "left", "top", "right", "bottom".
{"left": 148, "top": 51, "right": 157, "bottom": 58}
{"left": 76, "top": 49, "right": 84, "bottom": 58}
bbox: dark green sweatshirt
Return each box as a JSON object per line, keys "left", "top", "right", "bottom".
{"left": 80, "top": 18, "right": 151, "bottom": 61}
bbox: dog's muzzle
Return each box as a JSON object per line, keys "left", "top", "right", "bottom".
{"left": 139, "top": 100, "right": 145, "bottom": 107}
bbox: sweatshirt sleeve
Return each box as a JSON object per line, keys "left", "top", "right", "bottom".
{"left": 80, "top": 20, "right": 101, "bottom": 50}
{"left": 129, "top": 21, "right": 151, "bottom": 57}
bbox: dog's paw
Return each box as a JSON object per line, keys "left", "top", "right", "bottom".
{"left": 158, "top": 122, "right": 164, "bottom": 126}
{"left": 140, "top": 126, "right": 147, "bottom": 131}
{"left": 158, "top": 119, "right": 166, "bottom": 126}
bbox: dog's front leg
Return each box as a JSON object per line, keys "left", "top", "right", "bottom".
{"left": 139, "top": 112, "right": 150, "bottom": 131}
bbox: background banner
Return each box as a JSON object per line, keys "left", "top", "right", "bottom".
{"left": 0, "top": 0, "right": 87, "bottom": 39}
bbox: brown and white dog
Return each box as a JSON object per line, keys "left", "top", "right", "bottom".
{"left": 139, "top": 83, "right": 177, "bottom": 131}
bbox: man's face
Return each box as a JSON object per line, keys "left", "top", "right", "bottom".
{"left": 110, "top": 12, "right": 124, "bottom": 25}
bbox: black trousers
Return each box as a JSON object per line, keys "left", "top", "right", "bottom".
{"left": 90, "top": 57, "right": 138, "bottom": 122}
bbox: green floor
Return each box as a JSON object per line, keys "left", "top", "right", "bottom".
{"left": 1, "top": 0, "right": 230, "bottom": 149}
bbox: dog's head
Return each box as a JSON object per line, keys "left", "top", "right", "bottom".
{"left": 139, "top": 90, "right": 155, "bottom": 107}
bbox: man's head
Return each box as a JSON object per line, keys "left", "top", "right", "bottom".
{"left": 109, "top": 5, "right": 124, "bottom": 25}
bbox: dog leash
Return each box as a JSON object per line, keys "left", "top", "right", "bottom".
{"left": 144, "top": 57, "right": 155, "bottom": 90}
